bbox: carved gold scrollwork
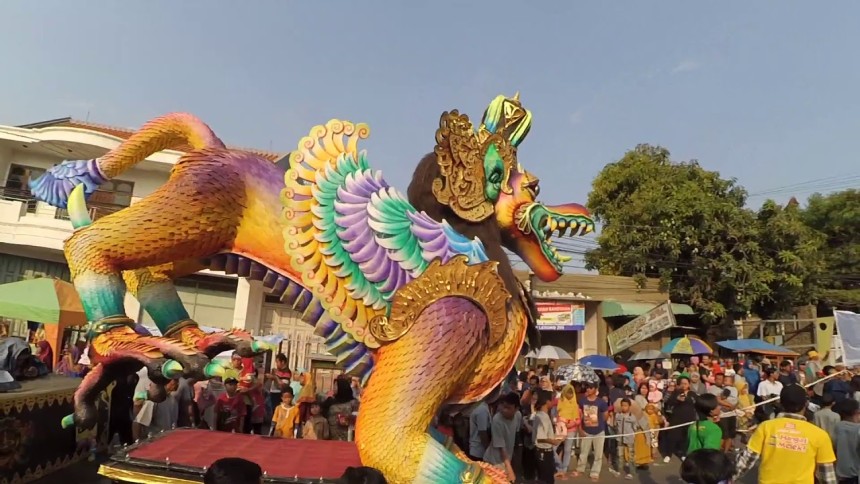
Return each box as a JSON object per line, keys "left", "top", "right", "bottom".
{"left": 369, "top": 256, "right": 511, "bottom": 346}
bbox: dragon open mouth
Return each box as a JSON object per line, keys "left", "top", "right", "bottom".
{"left": 515, "top": 203, "right": 595, "bottom": 272}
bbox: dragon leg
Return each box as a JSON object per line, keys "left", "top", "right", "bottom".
{"left": 356, "top": 297, "right": 507, "bottom": 484}
{"left": 123, "top": 265, "right": 261, "bottom": 359}
{"left": 62, "top": 176, "right": 243, "bottom": 428}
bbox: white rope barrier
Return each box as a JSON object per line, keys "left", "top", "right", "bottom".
{"left": 559, "top": 369, "right": 854, "bottom": 441}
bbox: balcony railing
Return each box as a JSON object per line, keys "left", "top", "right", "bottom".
{"left": 0, "top": 186, "right": 38, "bottom": 213}
{"left": 0, "top": 185, "right": 128, "bottom": 222}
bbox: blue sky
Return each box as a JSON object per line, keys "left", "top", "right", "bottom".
{"left": 1, "top": 1, "right": 858, "bottom": 210}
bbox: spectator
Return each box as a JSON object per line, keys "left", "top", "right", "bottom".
{"left": 302, "top": 401, "right": 330, "bottom": 440}
{"left": 555, "top": 383, "right": 581, "bottom": 478}
{"left": 713, "top": 373, "right": 739, "bottom": 452}
{"left": 338, "top": 466, "right": 388, "bottom": 484}
{"left": 468, "top": 398, "right": 492, "bottom": 461}
{"left": 681, "top": 449, "right": 734, "bottom": 484}
{"left": 270, "top": 387, "right": 300, "bottom": 438}
{"left": 805, "top": 350, "right": 825, "bottom": 397}
{"left": 823, "top": 367, "right": 852, "bottom": 403}
{"left": 520, "top": 390, "right": 538, "bottom": 481}
{"left": 813, "top": 393, "right": 841, "bottom": 441}
{"left": 214, "top": 377, "right": 246, "bottom": 433}
{"left": 612, "top": 398, "right": 648, "bottom": 480}
{"left": 662, "top": 376, "right": 697, "bottom": 463}
{"left": 687, "top": 393, "right": 722, "bottom": 453}
{"left": 532, "top": 390, "right": 562, "bottom": 484}
{"left": 833, "top": 398, "right": 860, "bottom": 484}
{"left": 689, "top": 371, "right": 707, "bottom": 395}
{"left": 778, "top": 360, "right": 799, "bottom": 387}
{"left": 757, "top": 368, "right": 784, "bottom": 420}
{"left": 573, "top": 382, "right": 609, "bottom": 480}
{"left": 325, "top": 377, "right": 358, "bottom": 441}
{"left": 265, "top": 353, "right": 292, "bottom": 418}
{"left": 482, "top": 392, "right": 520, "bottom": 482}
{"left": 149, "top": 378, "right": 180, "bottom": 434}
{"left": 204, "top": 457, "right": 262, "bottom": 484}
{"left": 735, "top": 384, "right": 837, "bottom": 484}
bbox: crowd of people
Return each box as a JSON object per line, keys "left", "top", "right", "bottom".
{"left": 452, "top": 351, "right": 860, "bottom": 484}
{"left": 113, "top": 352, "right": 361, "bottom": 445}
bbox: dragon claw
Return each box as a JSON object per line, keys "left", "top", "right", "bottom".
{"left": 61, "top": 414, "right": 75, "bottom": 429}
{"left": 161, "top": 360, "right": 184, "bottom": 379}
{"left": 250, "top": 339, "right": 275, "bottom": 353}
{"left": 204, "top": 361, "right": 226, "bottom": 379}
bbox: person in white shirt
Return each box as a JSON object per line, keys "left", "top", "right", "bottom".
{"left": 757, "top": 368, "right": 784, "bottom": 420}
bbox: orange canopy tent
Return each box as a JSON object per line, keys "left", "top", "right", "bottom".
{"left": 0, "top": 278, "right": 88, "bottom": 366}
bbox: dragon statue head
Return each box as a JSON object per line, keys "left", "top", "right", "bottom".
{"left": 428, "top": 93, "right": 594, "bottom": 282}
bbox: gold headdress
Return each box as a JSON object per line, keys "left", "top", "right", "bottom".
{"left": 432, "top": 93, "right": 533, "bottom": 222}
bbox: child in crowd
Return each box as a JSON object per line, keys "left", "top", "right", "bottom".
{"left": 687, "top": 393, "right": 722, "bottom": 453}
{"left": 612, "top": 398, "right": 645, "bottom": 480}
{"left": 302, "top": 402, "right": 330, "bottom": 440}
{"left": 644, "top": 404, "right": 663, "bottom": 460}
{"left": 680, "top": 449, "right": 734, "bottom": 484}
{"left": 271, "top": 388, "right": 300, "bottom": 438}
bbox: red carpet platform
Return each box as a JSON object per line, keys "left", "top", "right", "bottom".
{"left": 99, "top": 428, "right": 362, "bottom": 483}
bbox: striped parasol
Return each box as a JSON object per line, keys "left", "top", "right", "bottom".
{"left": 660, "top": 336, "right": 713, "bottom": 355}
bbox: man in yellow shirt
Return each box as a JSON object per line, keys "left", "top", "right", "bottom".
{"left": 734, "top": 384, "right": 836, "bottom": 484}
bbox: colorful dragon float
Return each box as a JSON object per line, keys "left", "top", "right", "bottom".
{"left": 30, "top": 93, "right": 594, "bottom": 483}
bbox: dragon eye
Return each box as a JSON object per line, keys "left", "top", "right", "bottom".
{"left": 525, "top": 182, "right": 540, "bottom": 199}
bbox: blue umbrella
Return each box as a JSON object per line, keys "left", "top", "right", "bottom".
{"left": 578, "top": 354, "right": 618, "bottom": 370}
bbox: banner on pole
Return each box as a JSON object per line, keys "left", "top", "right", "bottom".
{"left": 607, "top": 301, "right": 676, "bottom": 355}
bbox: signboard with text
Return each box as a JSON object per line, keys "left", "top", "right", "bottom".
{"left": 535, "top": 301, "right": 586, "bottom": 331}
{"left": 607, "top": 301, "right": 676, "bottom": 354}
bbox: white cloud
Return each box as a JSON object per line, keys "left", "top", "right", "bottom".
{"left": 671, "top": 60, "right": 701, "bottom": 74}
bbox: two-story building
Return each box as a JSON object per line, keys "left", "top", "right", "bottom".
{"left": 0, "top": 117, "right": 332, "bottom": 369}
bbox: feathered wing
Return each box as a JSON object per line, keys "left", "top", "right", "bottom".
{"left": 282, "top": 120, "right": 489, "bottom": 381}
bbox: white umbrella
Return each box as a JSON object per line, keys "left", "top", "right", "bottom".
{"left": 526, "top": 345, "right": 573, "bottom": 360}
{"left": 629, "top": 349, "right": 669, "bottom": 361}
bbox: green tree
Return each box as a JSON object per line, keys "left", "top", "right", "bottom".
{"left": 753, "top": 199, "right": 825, "bottom": 317}
{"left": 585, "top": 144, "right": 822, "bottom": 323}
{"left": 801, "top": 189, "right": 860, "bottom": 309}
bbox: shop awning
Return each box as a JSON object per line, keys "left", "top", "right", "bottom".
{"left": 716, "top": 339, "right": 799, "bottom": 356}
{"left": 601, "top": 301, "right": 695, "bottom": 318}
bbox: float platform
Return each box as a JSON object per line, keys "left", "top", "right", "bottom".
{"left": 98, "top": 428, "right": 363, "bottom": 483}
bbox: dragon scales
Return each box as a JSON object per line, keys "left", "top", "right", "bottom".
{"left": 30, "top": 94, "right": 594, "bottom": 483}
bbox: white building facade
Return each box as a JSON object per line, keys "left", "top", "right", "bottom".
{"left": 0, "top": 118, "right": 328, "bottom": 370}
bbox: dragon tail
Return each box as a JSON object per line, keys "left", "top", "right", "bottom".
{"left": 29, "top": 113, "right": 225, "bottom": 208}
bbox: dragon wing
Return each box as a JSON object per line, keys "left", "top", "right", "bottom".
{"left": 283, "top": 120, "right": 489, "bottom": 381}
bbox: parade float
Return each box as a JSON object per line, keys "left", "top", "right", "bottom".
{"left": 30, "top": 93, "right": 594, "bottom": 483}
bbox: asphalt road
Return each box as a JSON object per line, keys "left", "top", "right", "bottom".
{"left": 34, "top": 457, "right": 760, "bottom": 483}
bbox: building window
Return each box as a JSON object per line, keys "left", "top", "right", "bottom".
{"left": 55, "top": 178, "right": 134, "bottom": 221}
{"left": 89, "top": 179, "right": 134, "bottom": 207}
{"left": 3, "top": 164, "right": 45, "bottom": 213}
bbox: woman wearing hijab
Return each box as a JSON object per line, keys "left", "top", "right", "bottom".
{"left": 555, "top": 383, "right": 581, "bottom": 478}
{"left": 325, "top": 377, "right": 358, "bottom": 441}
{"left": 689, "top": 372, "right": 707, "bottom": 395}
